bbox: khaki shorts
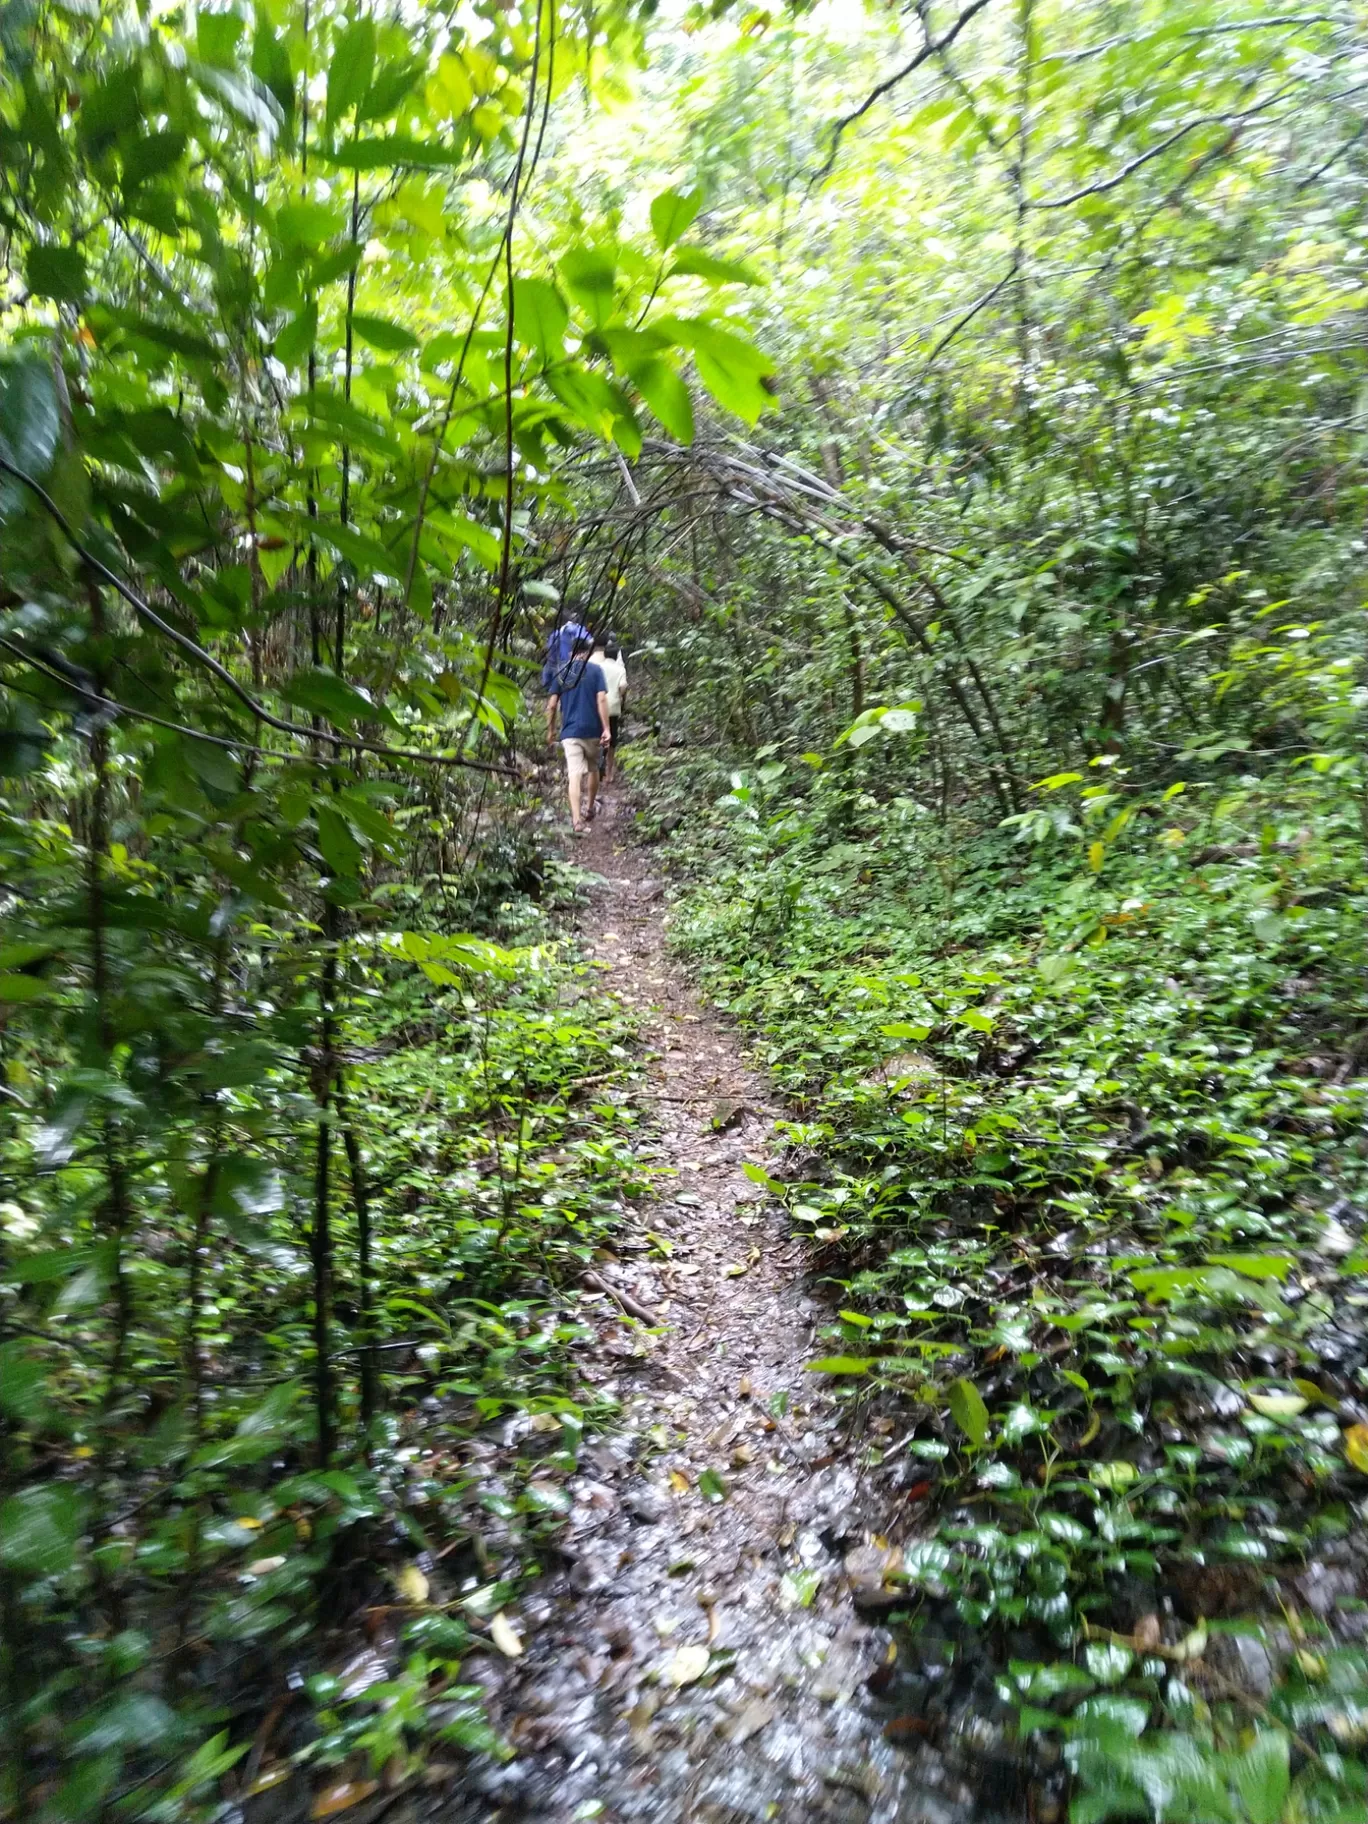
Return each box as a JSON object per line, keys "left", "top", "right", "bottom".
{"left": 562, "top": 736, "right": 601, "bottom": 782}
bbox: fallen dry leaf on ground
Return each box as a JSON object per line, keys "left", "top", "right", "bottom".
{"left": 664, "top": 1644, "right": 711, "bottom": 1686}
{"left": 490, "top": 1611, "right": 524, "bottom": 1657}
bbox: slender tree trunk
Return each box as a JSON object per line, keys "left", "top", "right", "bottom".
{"left": 336, "top": 1078, "right": 377, "bottom": 1438}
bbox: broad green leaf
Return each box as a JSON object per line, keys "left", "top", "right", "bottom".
{"left": 279, "top": 666, "right": 398, "bottom": 729}
{"left": 327, "top": 17, "right": 376, "bottom": 126}
{"left": 662, "top": 317, "right": 775, "bottom": 425}
{"left": 806, "top": 1356, "right": 872, "bottom": 1374}
{"left": 351, "top": 312, "right": 420, "bottom": 353}
{"left": 629, "top": 358, "right": 694, "bottom": 444}
{"left": 277, "top": 200, "right": 344, "bottom": 247}
{"left": 650, "top": 187, "right": 703, "bottom": 250}
{"left": 0, "top": 1484, "right": 82, "bottom": 1578}
{"left": 0, "top": 973, "right": 54, "bottom": 1003}
{"left": 317, "top": 803, "right": 364, "bottom": 876}
{"left": 559, "top": 247, "right": 617, "bottom": 327}
{"left": 947, "top": 1377, "right": 989, "bottom": 1446}
{"left": 1207, "top": 1254, "right": 1294, "bottom": 1281}
{"left": 358, "top": 57, "right": 424, "bottom": 123}
{"left": 512, "top": 278, "right": 569, "bottom": 362}
{"left": 121, "top": 130, "right": 187, "bottom": 190}
{"left": 956, "top": 1008, "right": 995, "bottom": 1034}
{"left": 669, "top": 247, "right": 759, "bottom": 286}
{"left": 25, "top": 244, "right": 87, "bottom": 304}
{"left": 197, "top": 9, "right": 244, "bottom": 68}
{"left": 252, "top": 19, "right": 294, "bottom": 116}
{"left": 274, "top": 302, "right": 317, "bottom": 367}
{"left": 321, "top": 134, "right": 466, "bottom": 169}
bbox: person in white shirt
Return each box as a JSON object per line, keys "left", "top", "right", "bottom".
{"left": 591, "top": 636, "right": 628, "bottom": 784}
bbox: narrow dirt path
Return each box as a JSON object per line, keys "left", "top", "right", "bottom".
{"left": 457, "top": 790, "right": 955, "bottom": 1824}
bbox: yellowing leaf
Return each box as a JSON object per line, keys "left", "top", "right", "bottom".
{"left": 311, "top": 1780, "right": 378, "bottom": 1819}
{"left": 236, "top": 1515, "right": 264, "bottom": 1530}
{"left": 1344, "top": 1424, "right": 1368, "bottom": 1474}
{"left": 1090, "top": 1460, "right": 1138, "bottom": 1491}
{"left": 665, "top": 1644, "right": 710, "bottom": 1686}
{"left": 1248, "top": 1393, "right": 1308, "bottom": 1419}
{"left": 396, "top": 1564, "right": 429, "bottom": 1604}
{"left": 490, "top": 1610, "right": 523, "bottom": 1657}
{"left": 1088, "top": 841, "right": 1105, "bottom": 874}
{"left": 668, "top": 1468, "right": 690, "bottom": 1494}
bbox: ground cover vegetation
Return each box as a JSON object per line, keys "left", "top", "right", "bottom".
{"left": 7, "top": 0, "right": 1368, "bottom": 1816}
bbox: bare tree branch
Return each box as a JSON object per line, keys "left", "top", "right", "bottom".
{"left": 813, "top": 0, "right": 998, "bottom": 184}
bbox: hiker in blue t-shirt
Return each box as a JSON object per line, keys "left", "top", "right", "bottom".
{"left": 545, "top": 632, "right": 612, "bottom": 835}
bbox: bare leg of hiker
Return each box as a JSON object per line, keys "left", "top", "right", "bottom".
{"left": 584, "top": 754, "right": 600, "bottom": 822}
{"left": 564, "top": 741, "right": 587, "bottom": 833}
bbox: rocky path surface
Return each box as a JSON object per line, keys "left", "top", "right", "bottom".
{"left": 454, "top": 790, "right": 976, "bottom": 1824}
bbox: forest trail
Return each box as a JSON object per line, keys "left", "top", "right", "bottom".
{"left": 457, "top": 787, "right": 948, "bottom": 1824}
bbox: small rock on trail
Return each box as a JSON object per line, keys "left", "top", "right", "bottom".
{"left": 444, "top": 793, "right": 987, "bottom": 1824}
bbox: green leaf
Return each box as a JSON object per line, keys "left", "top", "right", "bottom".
{"left": 742, "top": 1160, "right": 785, "bottom": 1194}
{"left": 650, "top": 187, "right": 703, "bottom": 250}
{"left": 316, "top": 802, "right": 364, "bottom": 876}
{"left": 357, "top": 57, "right": 424, "bottom": 122}
{"left": 73, "top": 1691, "right": 182, "bottom": 1754}
{"left": 0, "top": 354, "right": 60, "bottom": 500}
{"left": 512, "top": 278, "right": 569, "bottom": 362}
{"left": 252, "top": 20, "right": 295, "bottom": 117}
{"left": 319, "top": 134, "right": 467, "bottom": 169}
{"left": 0, "top": 973, "right": 54, "bottom": 1003}
{"left": 806, "top": 1356, "right": 872, "bottom": 1374}
{"left": 0, "top": 1484, "right": 82, "bottom": 1578}
{"left": 121, "top": 130, "right": 187, "bottom": 191}
{"left": 327, "top": 17, "right": 376, "bottom": 126}
{"left": 697, "top": 1468, "right": 727, "bottom": 1501}
{"left": 25, "top": 244, "right": 87, "bottom": 304}
{"left": 197, "top": 9, "right": 244, "bottom": 68}
{"left": 947, "top": 1377, "right": 989, "bottom": 1446}
{"left": 351, "top": 312, "right": 420, "bottom": 353}
{"left": 669, "top": 247, "right": 759, "bottom": 286}
{"left": 274, "top": 303, "right": 318, "bottom": 367}
{"left": 279, "top": 666, "right": 398, "bottom": 729}
{"left": 276, "top": 200, "right": 344, "bottom": 247}
{"left": 629, "top": 358, "right": 694, "bottom": 444}
{"left": 879, "top": 1022, "right": 932, "bottom": 1041}
{"left": 559, "top": 247, "right": 617, "bottom": 327}
{"left": 662, "top": 317, "right": 775, "bottom": 425}
{"left": 0, "top": 1343, "right": 48, "bottom": 1422}
{"left": 1207, "top": 1254, "right": 1294, "bottom": 1281}
{"left": 956, "top": 1008, "right": 995, "bottom": 1034}
{"left": 1233, "top": 1730, "right": 1289, "bottom": 1824}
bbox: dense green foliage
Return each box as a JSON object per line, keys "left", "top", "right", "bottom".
{"left": 7, "top": 0, "right": 1368, "bottom": 1814}
{"left": 0, "top": 0, "right": 760, "bottom": 1807}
